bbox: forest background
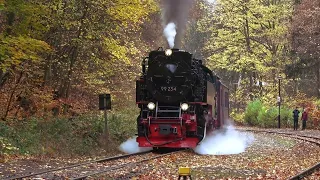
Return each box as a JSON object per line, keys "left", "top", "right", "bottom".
{"left": 0, "top": 0, "right": 319, "bottom": 158}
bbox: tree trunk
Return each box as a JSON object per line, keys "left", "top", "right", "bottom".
{"left": 293, "top": 78, "right": 298, "bottom": 95}
{"left": 43, "top": 56, "right": 52, "bottom": 86}
{"left": 236, "top": 74, "right": 242, "bottom": 112}
{"left": 249, "top": 72, "right": 254, "bottom": 101}
{"left": 0, "top": 70, "right": 9, "bottom": 88}
{"left": 317, "top": 61, "right": 320, "bottom": 98}
{"left": 57, "top": 0, "right": 87, "bottom": 99}
{"left": 2, "top": 71, "right": 23, "bottom": 121}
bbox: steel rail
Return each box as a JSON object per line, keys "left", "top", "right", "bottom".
{"left": 238, "top": 128, "right": 320, "bottom": 179}
{"left": 5, "top": 151, "right": 152, "bottom": 180}
{"left": 72, "top": 149, "right": 186, "bottom": 180}
{"left": 289, "top": 162, "right": 320, "bottom": 180}
{"left": 240, "top": 129, "right": 320, "bottom": 146}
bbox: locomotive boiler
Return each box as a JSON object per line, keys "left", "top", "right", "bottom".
{"left": 136, "top": 48, "right": 229, "bottom": 148}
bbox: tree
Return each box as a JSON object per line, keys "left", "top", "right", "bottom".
{"left": 198, "top": 0, "right": 293, "bottom": 106}
{"left": 183, "top": 0, "right": 211, "bottom": 59}
{"left": 0, "top": 0, "right": 159, "bottom": 119}
{"left": 289, "top": 0, "right": 320, "bottom": 97}
{"left": 0, "top": 0, "right": 51, "bottom": 120}
{"left": 0, "top": 0, "right": 50, "bottom": 87}
{"left": 43, "top": 0, "right": 158, "bottom": 99}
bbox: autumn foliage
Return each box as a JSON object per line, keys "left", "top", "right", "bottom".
{"left": 293, "top": 93, "right": 320, "bottom": 128}
{"left": 0, "top": 0, "right": 319, "bottom": 129}
{"left": 0, "top": 0, "right": 158, "bottom": 121}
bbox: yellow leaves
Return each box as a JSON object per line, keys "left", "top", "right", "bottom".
{"left": 0, "top": 137, "right": 19, "bottom": 163}
{"left": 106, "top": 0, "right": 157, "bottom": 28}
{"left": 0, "top": 0, "right": 4, "bottom": 10}
{"left": 204, "top": 0, "right": 293, "bottom": 80}
{"left": 0, "top": 35, "right": 51, "bottom": 72}
{"left": 103, "top": 37, "right": 129, "bottom": 64}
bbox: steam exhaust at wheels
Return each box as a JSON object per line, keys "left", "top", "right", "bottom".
{"left": 193, "top": 125, "right": 255, "bottom": 155}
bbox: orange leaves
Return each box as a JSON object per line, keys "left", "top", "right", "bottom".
{"left": 168, "top": 154, "right": 177, "bottom": 162}
{"left": 293, "top": 93, "right": 320, "bottom": 129}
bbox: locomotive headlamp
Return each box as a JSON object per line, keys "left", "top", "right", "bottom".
{"left": 180, "top": 103, "right": 189, "bottom": 111}
{"left": 165, "top": 49, "right": 173, "bottom": 56}
{"left": 147, "top": 102, "right": 156, "bottom": 110}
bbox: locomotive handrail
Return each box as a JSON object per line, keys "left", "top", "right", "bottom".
{"left": 142, "top": 57, "right": 148, "bottom": 75}
{"left": 154, "top": 103, "right": 182, "bottom": 118}
{"left": 155, "top": 102, "right": 158, "bottom": 118}
{"left": 198, "top": 122, "right": 207, "bottom": 145}
{"left": 149, "top": 121, "right": 181, "bottom": 124}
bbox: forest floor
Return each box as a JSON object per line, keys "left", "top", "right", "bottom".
{"left": 1, "top": 126, "right": 319, "bottom": 179}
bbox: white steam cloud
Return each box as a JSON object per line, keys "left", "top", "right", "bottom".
{"left": 207, "top": 0, "right": 216, "bottom": 3}
{"left": 164, "top": 22, "right": 177, "bottom": 48}
{"left": 193, "top": 125, "right": 254, "bottom": 155}
{"left": 119, "top": 137, "right": 152, "bottom": 154}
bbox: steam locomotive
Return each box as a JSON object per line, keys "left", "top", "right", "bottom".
{"left": 136, "top": 48, "right": 229, "bottom": 148}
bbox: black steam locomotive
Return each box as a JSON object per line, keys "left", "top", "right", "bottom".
{"left": 136, "top": 48, "right": 229, "bottom": 148}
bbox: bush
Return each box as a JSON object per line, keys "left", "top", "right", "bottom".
{"left": 280, "top": 107, "right": 294, "bottom": 128}
{"left": 243, "top": 100, "right": 295, "bottom": 128}
{"left": 257, "top": 106, "right": 278, "bottom": 128}
{"left": 0, "top": 116, "right": 106, "bottom": 156}
{"left": 230, "top": 111, "right": 245, "bottom": 125}
{"left": 244, "top": 100, "right": 263, "bottom": 126}
{"left": 108, "top": 107, "right": 139, "bottom": 142}
{"left": 0, "top": 137, "right": 19, "bottom": 162}
{"left": 0, "top": 107, "right": 140, "bottom": 157}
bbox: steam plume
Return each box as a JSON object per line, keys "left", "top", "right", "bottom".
{"left": 119, "top": 137, "right": 152, "bottom": 154}
{"left": 164, "top": 22, "right": 177, "bottom": 48}
{"left": 161, "top": 0, "right": 195, "bottom": 48}
{"left": 193, "top": 125, "right": 254, "bottom": 155}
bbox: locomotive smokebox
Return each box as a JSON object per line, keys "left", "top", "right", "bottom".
{"left": 146, "top": 50, "right": 194, "bottom": 103}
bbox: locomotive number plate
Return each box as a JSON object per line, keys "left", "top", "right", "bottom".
{"left": 161, "top": 86, "right": 177, "bottom": 92}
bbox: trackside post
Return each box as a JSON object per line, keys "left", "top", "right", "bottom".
{"left": 99, "top": 94, "right": 111, "bottom": 147}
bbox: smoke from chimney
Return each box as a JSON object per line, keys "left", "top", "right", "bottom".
{"left": 161, "top": 0, "right": 195, "bottom": 48}
{"left": 163, "top": 22, "right": 177, "bottom": 48}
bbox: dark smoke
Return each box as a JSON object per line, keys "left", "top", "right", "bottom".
{"left": 162, "top": 0, "right": 195, "bottom": 48}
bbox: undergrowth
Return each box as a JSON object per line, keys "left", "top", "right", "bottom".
{"left": 239, "top": 99, "right": 294, "bottom": 128}
{"left": 0, "top": 107, "right": 139, "bottom": 160}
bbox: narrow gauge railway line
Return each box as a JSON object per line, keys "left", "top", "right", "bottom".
{"left": 72, "top": 149, "right": 187, "bottom": 180}
{"left": 5, "top": 151, "right": 153, "bottom": 180}
{"left": 239, "top": 128, "right": 320, "bottom": 180}
{"left": 242, "top": 129, "right": 320, "bottom": 145}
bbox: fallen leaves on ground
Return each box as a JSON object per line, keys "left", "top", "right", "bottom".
{"left": 109, "top": 130, "right": 320, "bottom": 179}
{"left": 1, "top": 127, "right": 319, "bottom": 179}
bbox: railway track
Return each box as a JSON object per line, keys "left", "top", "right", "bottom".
{"left": 239, "top": 128, "right": 320, "bottom": 180}
{"left": 73, "top": 149, "right": 186, "bottom": 179}
{"left": 5, "top": 151, "right": 153, "bottom": 180}
{"left": 5, "top": 149, "right": 185, "bottom": 180}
